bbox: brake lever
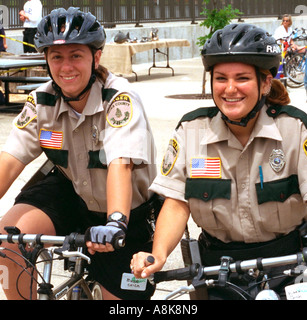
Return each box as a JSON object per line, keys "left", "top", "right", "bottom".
{"left": 53, "top": 249, "right": 91, "bottom": 264}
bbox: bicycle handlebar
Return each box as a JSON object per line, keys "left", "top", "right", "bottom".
{"left": 152, "top": 247, "right": 307, "bottom": 284}
{"left": 0, "top": 231, "right": 125, "bottom": 250}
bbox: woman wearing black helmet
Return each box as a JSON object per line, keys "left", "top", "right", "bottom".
{"left": 131, "top": 24, "right": 307, "bottom": 299}
{"left": 0, "top": 7, "right": 161, "bottom": 300}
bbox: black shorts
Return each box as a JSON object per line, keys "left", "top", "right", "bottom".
{"left": 15, "top": 168, "right": 161, "bottom": 300}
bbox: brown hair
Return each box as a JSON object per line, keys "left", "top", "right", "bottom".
{"left": 259, "top": 69, "right": 290, "bottom": 105}
{"left": 95, "top": 64, "right": 109, "bottom": 83}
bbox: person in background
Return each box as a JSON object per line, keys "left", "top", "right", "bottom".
{"left": 19, "top": 0, "right": 42, "bottom": 53}
{"left": 273, "top": 14, "right": 301, "bottom": 51}
{"left": 0, "top": 27, "right": 8, "bottom": 52}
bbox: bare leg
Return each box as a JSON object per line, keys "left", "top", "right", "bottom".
{"left": 0, "top": 204, "right": 56, "bottom": 300}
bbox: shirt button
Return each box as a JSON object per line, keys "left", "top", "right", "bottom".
{"left": 83, "top": 181, "right": 88, "bottom": 186}
{"left": 241, "top": 183, "right": 246, "bottom": 189}
{"left": 203, "top": 192, "right": 209, "bottom": 199}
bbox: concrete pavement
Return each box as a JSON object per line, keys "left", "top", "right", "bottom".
{"left": 0, "top": 57, "right": 306, "bottom": 300}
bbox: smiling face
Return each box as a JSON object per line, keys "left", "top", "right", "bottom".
{"left": 46, "top": 44, "right": 101, "bottom": 99}
{"left": 212, "top": 62, "right": 272, "bottom": 123}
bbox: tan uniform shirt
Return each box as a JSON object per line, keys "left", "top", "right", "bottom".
{"left": 150, "top": 105, "right": 307, "bottom": 243}
{"left": 3, "top": 73, "right": 157, "bottom": 212}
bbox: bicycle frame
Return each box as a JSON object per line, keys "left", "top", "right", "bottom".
{"left": 37, "top": 246, "right": 94, "bottom": 300}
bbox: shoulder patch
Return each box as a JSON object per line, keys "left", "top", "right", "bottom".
{"left": 304, "top": 139, "right": 307, "bottom": 157}
{"left": 15, "top": 95, "right": 37, "bottom": 129}
{"left": 106, "top": 94, "right": 133, "bottom": 128}
{"left": 267, "top": 105, "right": 307, "bottom": 128}
{"left": 161, "top": 138, "right": 179, "bottom": 176}
{"left": 176, "top": 107, "right": 219, "bottom": 130}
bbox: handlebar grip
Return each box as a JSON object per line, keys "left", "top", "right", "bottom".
{"left": 71, "top": 234, "right": 125, "bottom": 250}
{"left": 113, "top": 237, "right": 125, "bottom": 250}
{"left": 153, "top": 264, "right": 199, "bottom": 284}
{"left": 73, "top": 234, "right": 86, "bottom": 247}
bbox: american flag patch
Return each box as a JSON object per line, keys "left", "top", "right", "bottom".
{"left": 39, "top": 129, "right": 63, "bottom": 149}
{"left": 190, "top": 157, "right": 221, "bottom": 178}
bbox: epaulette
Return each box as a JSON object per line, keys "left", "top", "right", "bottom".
{"left": 175, "top": 107, "right": 219, "bottom": 130}
{"left": 267, "top": 105, "right": 307, "bottom": 129}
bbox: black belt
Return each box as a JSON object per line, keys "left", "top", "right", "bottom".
{"left": 199, "top": 229, "right": 302, "bottom": 266}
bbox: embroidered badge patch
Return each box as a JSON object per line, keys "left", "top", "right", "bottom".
{"left": 106, "top": 94, "right": 133, "bottom": 128}
{"left": 15, "top": 95, "right": 37, "bottom": 129}
{"left": 39, "top": 129, "right": 63, "bottom": 149}
{"left": 190, "top": 157, "right": 221, "bottom": 178}
{"left": 304, "top": 139, "right": 307, "bottom": 157}
{"left": 161, "top": 138, "right": 179, "bottom": 176}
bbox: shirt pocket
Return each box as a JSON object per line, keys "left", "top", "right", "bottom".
{"left": 256, "top": 175, "right": 304, "bottom": 232}
{"left": 185, "top": 178, "right": 231, "bottom": 230}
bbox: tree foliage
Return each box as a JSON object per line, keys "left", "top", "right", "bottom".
{"left": 197, "top": 0, "right": 243, "bottom": 47}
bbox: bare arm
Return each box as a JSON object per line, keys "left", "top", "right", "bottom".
{"left": 131, "top": 197, "right": 190, "bottom": 278}
{"left": 0, "top": 152, "right": 25, "bottom": 199}
{"left": 106, "top": 157, "right": 133, "bottom": 220}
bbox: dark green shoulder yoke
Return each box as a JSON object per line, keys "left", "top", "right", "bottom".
{"left": 102, "top": 88, "right": 118, "bottom": 102}
{"left": 267, "top": 105, "right": 307, "bottom": 128}
{"left": 175, "top": 107, "right": 219, "bottom": 130}
{"left": 36, "top": 92, "right": 57, "bottom": 106}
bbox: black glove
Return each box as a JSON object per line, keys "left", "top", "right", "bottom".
{"left": 85, "top": 221, "right": 127, "bottom": 249}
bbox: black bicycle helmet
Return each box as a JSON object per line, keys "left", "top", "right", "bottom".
{"left": 202, "top": 23, "right": 281, "bottom": 77}
{"left": 34, "top": 7, "right": 106, "bottom": 53}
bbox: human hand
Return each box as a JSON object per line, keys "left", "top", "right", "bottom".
{"left": 85, "top": 222, "right": 126, "bottom": 254}
{"left": 130, "top": 252, "right": 165, "bottom": 279}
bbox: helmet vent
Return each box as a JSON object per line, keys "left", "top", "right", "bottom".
{"left": 254, "top": 34, "right": 264, "bottom": 42}
{"left": 231, "top": 31, "right": 246, "bottom": 46}
{"left": 216, "top": 31, "right": 223, "bottom": 47}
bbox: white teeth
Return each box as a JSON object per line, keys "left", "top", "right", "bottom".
{"left": 225, "top": 98, "right": 242, "bottom": 102}
{"left": 63, "top": 76, "right": 75, "bottom": 80}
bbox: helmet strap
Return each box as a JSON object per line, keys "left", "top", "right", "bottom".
{"left": 221, "top": 95, "right": 266, "bottom": 127}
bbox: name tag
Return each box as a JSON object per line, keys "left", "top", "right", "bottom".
{"left": 120, "top": 273, "right": 147, "bottom": 291}
{"left": 285, "top": 283, "right": 307, "bottom": 300}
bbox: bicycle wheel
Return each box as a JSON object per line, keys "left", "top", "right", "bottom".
{"left": 284, "top": 52, "right": 306, "bottom": 84}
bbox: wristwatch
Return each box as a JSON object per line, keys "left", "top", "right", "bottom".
{"left": 107, "top": 212, "right": 128, "bottom": 224}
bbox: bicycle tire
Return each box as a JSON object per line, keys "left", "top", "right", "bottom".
{"left": 284, "top": 52, "right": 306, "bottom": 84}
{"left": 286, "top": 78, "right": 304, "bottom": 88}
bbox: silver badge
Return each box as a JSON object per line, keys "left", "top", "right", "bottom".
{"left": 92, "top": 125, "right": 99, "bottom": 145}
{"left": 269, "top": 149, "right": 286, "bottom": 172}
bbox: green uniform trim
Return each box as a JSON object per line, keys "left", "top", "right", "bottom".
{"left": 41, "top": 147, "right": 68, "bottom": 168}
{"left": 255, "top": 174, "right": 300, "bottom": 204}
{"left": 102, "top": 88, "right": 118, "bottom": 102}
{"left": 87, "top": 150, "right": 107, "bottom": 169}
{"left": 185, "top": 178, "right": 231, "bottom": 202}
{"left": 267, "top": 105, "right": 307, "bottom": 128}
{"left": 36, "top": 92, "right": 57, "bottom": 106}
{"left": 176, "top": 107, "right": 219, "bottom": 130}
